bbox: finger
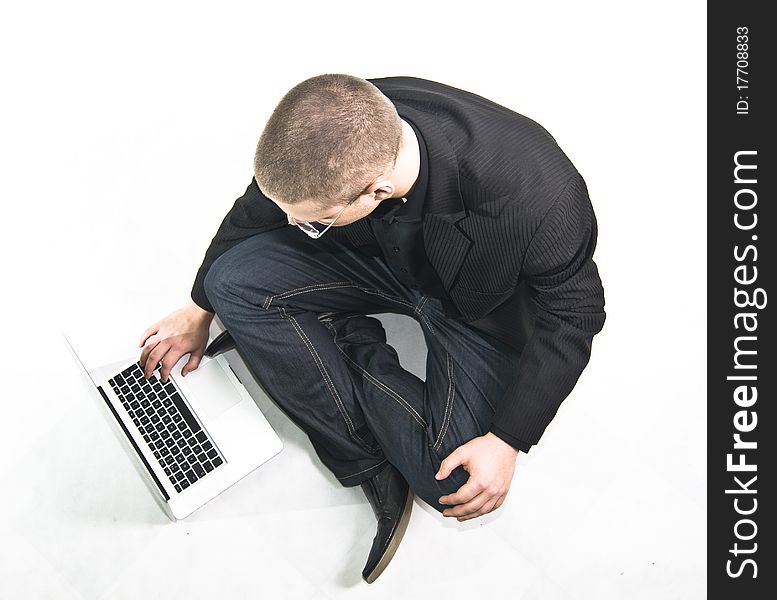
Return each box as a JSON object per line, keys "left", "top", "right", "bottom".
{"left": 139, "top": 337, "right": 159, "bottom": 367}
{"left": 442, "top": 491, "right": 492, "bottom": 519}
{"left": 139, "top": 323, "right": 160, "bottom": 348}
{"left": 159, "top": 349, "right": 185, "bottom": 383}
{"left": 439, "top": 478, "right": 481, "bottom": 507}
{"left": 144, "top": 341, "right": 171, "bottom": 379}
{"left": 457, "top": 496, "right": 500, "bottom": 522}
{"left": 181, "top": 351, "right": 203, "bottom": 377}
{"left": 436, "top": 447, "right": 467, "bottom": 480}
{"left": 493, "top": 494, "right": 507, "bottom": 511}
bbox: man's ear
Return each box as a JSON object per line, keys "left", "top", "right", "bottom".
{"left": 370, "top": 180, "right": 395, "bottom": 202}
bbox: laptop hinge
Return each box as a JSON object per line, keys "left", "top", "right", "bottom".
{"left": 97, "top": 385, "right": 170, "bottom": 501}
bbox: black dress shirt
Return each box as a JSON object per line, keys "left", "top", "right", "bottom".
{"left": 189, "top": 77, "right": 606, "bottom": 452}
{"left": 354, "top": 118, "right": 451, "bottom": 305}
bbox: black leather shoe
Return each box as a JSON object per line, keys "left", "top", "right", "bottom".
{"left": 204, "top": 330, "right": 236, "bottom": 358}
{"left": 360, "top": 463, "right": 413, "bottom": 583}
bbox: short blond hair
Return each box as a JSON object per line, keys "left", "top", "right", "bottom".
{"left": 254, "top": 74, "right": 402, "bottom": 208}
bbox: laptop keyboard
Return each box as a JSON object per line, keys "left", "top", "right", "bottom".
{"left": 108, "top": 361, "right": 224, "bottom": 493}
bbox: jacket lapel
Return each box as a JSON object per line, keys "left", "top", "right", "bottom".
{"left": 397, "top": 105, "right": 472, "bottom": 291}
{"left": 423, "top": 213, "right": 471, "bottom": 291}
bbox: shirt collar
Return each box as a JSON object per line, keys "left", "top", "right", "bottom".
{"left": 398, "top": 104, "right": 465, "bottom": 220}
{"left": 368, "top": 104, "right": 465, "bottom": 223}
{"left": 369, "top": 117, "right": 428, "bottom": 223}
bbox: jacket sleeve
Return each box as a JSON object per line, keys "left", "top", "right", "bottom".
{"left": 490, "top": 173, "right": 606, "bottom": 450}
{"left": 190, "top": 178, "right": 288, "bottom": 311}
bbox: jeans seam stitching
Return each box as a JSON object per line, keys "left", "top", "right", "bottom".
{"left": 280, "top": 307, "right": 357, "bottom": 435}
{"left": 433, "top": 352, "right": 455, "bottom": 451}
{"left": 267, "top": 281, "right": 357, "bottom": 308}
{"left": 414, "top": 294, "right": 429, "bottom": 314}
{"left": 332, "top": 342, "right": 427, "bottom": 429}
{"left": 276, "top": 281, "right": 356, "bottom": 300}
{"left": 413, "top": 295, "right": 437, "bottom": 333}
{"left": 336, "top": 459, "right": 388, "bottom": 481}
{"left": 359, "top": 287, "right": 415, "bottom": 311}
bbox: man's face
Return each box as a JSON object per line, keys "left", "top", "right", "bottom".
{"left": 274, "top": 191, "right": 385, "bottom": 229}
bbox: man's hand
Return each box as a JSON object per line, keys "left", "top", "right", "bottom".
{"left": 435, "top": 432, "right": 518, "bottom": 521}
{"left": 139, "top": 299, "right": 214, "bottom": 381}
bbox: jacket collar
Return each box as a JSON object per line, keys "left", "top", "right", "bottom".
{"left": 395, "top": 104, "right": 466, "bottom": 221}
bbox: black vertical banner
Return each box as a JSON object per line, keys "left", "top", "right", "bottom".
{"left": 709, "top": 4, "right": 775, "bottom": 597}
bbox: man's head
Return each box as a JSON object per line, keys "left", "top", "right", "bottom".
{"left": 254, "top": 74, "right": 404, "bottom": 219}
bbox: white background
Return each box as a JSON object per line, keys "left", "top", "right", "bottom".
{"left": 0, "top": 1, "right": 706, "bottom": 598}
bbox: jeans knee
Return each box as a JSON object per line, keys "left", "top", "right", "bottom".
{"left": 410, "top": 463, "right": 469, "bottom": 514}
{"left": 203, "top": 254, "right": 230, "bottom": 313}
{"left": 203, "top": 249, "right": 263, "bottom": 317}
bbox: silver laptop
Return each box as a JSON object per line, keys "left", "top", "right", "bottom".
{"left": 63, "top": 333, "right": 282, "bottom": 520}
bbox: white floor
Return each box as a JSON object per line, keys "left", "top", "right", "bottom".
{"left": 0, "top": 308, "right": 705, "bottom": 599}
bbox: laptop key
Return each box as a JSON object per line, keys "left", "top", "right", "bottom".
{"left": 185, "top": 469, "right": 198, "bottom": 484}
{"left": 212, "top": 457, "right": 223, "bottom": 468}
{"left": 203, "top": 461, "right": 214, "bottom": 473}
{"left": 195, "top": 432, "right": 207, "bottom": 444}
{"left": 168, "top": 392, "right": 200, "bottom": 433}
{"left": 193, "top": 463, "right": 205, "bottom": 478}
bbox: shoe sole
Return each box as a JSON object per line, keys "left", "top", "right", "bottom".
{"left": 364, "top": 488, "right": 414, "bottom": 584}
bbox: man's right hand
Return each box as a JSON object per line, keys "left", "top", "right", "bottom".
{"left": 139, "top": 299, "right": 214, "bottom": 382}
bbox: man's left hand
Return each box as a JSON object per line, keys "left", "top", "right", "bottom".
{"left": 436, "top": 432, "right": 518, "bottom": 521}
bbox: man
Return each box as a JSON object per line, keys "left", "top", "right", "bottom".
{"left": 139, "top": 75, "right": 606, "bottom": 582}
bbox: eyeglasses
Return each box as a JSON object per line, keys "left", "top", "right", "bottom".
{"left": 288, "top": 200, "right": 353, "bottom": 239}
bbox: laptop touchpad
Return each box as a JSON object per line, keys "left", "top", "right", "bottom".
{"left": 183, "top": 360, "right": 242, "bottom": 420}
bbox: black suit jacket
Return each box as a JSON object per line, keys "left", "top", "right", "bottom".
{"left": 191, "top": 77, "right": 606, "bottom": 448}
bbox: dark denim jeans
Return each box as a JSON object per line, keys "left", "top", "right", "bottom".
{"left": 204, "top": 226, "right": 520, "bottom": 511}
